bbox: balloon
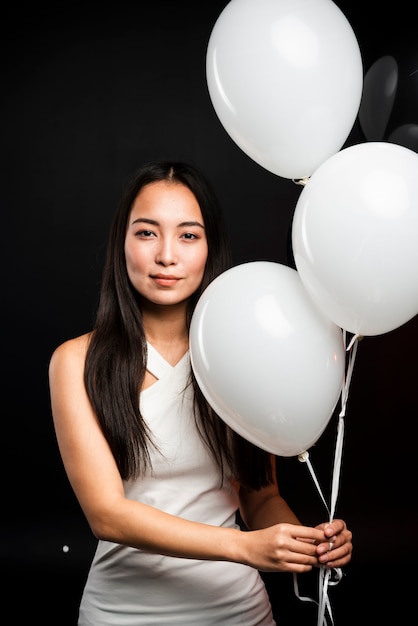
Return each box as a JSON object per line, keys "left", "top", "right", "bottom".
{"left": 206, "top": 0, "right": 363, "bottom": 180}
{"left": 385, "top": 46, "right": 418, "bottom": 141}
{"left": 292, "top": 141, "right": 418, "bottom": 336}
{"left": 358, "top": 55, "right": 398, "bottom": 141}
{"left": 189, "top": 262, "right": 345, "bottom": 457}
{"left": 388, "top": 123, "right": 418, "bottom": 152}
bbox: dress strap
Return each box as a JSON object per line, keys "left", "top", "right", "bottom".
{"left": 146, "top": 342, "right": 175, "bottom": 380}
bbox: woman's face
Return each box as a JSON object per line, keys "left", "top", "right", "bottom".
{"left": 124, "top": 180, "right": 208, "bottom": 308}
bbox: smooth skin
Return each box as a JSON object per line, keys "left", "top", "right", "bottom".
{"left": 49, "top": 180, "right": 352, "bottom": 575}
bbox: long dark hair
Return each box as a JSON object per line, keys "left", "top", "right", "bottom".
{"left": 84, "top": 161, "right": 273, "bottom": 488}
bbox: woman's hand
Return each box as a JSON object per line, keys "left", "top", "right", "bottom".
{"left": 241, "top": 522, "right": 332, "bottom": 574}
{"left": 314, "top": 519, "right": 353, "bottom": 568}
{"left": 240, "top": 518, "right": 352, "bottom": 574}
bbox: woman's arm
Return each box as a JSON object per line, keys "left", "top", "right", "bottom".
{"left": 48, "top": 337, "right": 332, "bottom": 573}
{"left": 238, "top": 456, "right": 301, "bottom": 529}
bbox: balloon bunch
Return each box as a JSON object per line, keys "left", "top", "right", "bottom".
{"left": 191, "top": 2, "right": 418, "bottom": 620}
{"left": 194, "top": 0, "right": 418, "bottom": 458}
{"left": 193, "top": 0, "right": 418, "bottom": 458}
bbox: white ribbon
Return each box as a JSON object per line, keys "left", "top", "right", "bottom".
{"left": 293, "top": 332, "right": 359, "bottom": 625}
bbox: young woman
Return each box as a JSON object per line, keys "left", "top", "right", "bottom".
{"left": 49, "top": 161, "right": 352, "bottom": 625}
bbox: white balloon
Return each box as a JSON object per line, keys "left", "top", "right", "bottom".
{"left": 292, "top": 141, "right": 418, "bottom": 336}
{"left": 190, "top": 262, "right": 345, "bottom": 457}
{"left": 206, "top": 0, "right": 363, "bottom": 180}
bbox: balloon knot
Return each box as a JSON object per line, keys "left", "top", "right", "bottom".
{"left": 298, "top": 450, "right": 309, "bottom": 463}
{"left": 292, "top": 177, "right": 310, "bottom": 186}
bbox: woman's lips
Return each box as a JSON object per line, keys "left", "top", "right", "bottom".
{"left": 151, "top": 274, "right": 180, "bottom": 286}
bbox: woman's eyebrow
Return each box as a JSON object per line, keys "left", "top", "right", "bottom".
{"left": 131, "top": 217, "right": 205, "bottom": 229}
{"left": 131, "top": 217, "right": 158, "bottom": 226}
{"left": 178, "top": 220, "right": 205, "bottom": 229}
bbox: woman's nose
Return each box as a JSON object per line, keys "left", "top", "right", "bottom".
{"left": 155, "top": 239, "right": 176, "bottom": 265}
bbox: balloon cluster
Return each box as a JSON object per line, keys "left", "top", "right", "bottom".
{"left": 190, "top": 0, "right": 418, "bottom": 458}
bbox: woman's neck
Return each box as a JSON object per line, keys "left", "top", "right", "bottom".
{"left": 142, "top": 303, "right": 189, "bottom": 365}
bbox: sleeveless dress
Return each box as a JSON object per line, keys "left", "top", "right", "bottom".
{"left": 78, "top": 343, "right": 276, "bottom": 625}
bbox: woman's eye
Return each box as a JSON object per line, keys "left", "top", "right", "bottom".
{"left": 136, "top": 229, "right": 154, "bottom": 237}
{"left": 182, "top": 232, "right": 198, "bottom": 240}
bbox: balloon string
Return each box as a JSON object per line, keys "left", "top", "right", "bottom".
{"left": 317, "top": 568, "right": 332, "bottom": 625}
{"left": 340, "top": 331, "right": 359, "bottom": 418}
{"left": 298, "top": 450, "right": 330, "bottom": 517}
{"left": 294, "top": 332, "right": 360, "bottom": 626}
{"left": 293, "top": 567, "right": 343, "bottom": 626}
{"left": 331, "top": 331, "right": 358, "bottom": 519}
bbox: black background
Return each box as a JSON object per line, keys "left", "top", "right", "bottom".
{"left": 2, "top": 1, "right": 417, "bottom": 624}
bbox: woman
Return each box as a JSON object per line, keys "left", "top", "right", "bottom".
{"left": 49, "top": 161, "right": 352, "bottom": 625}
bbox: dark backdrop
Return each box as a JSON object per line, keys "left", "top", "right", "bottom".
{"left": 2, "top": 2, "right": 417, "bottom": 624}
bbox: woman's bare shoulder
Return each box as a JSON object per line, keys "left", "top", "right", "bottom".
{"left": 49, "top": 332, "right": 92, "bottom": 370}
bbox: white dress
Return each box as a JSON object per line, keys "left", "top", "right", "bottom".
{"left": 78, "top": 343, "right": 276, "bottom": 625}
